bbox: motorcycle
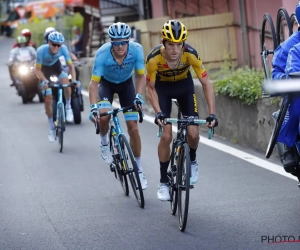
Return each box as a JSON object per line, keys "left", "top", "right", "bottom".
{"left": 12, "top": 61, "right": 44, "bottom": 104}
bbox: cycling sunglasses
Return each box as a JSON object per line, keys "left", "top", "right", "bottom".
{"left": 51, "top": 43, "right": 62, "bottom": 48}
{"left": 111, "top": 40, "right": 129, "bottom": 46}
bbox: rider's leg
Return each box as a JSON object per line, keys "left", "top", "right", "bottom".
{"left": 177, "top": 88, "right": 200, "bottom": 184}
{"left": 277, "top": 96, "right": 300, "bottom": 172}
{"left": 59, "top": 72, "right": 73, "bottom": 123}
{"left": 43, "top": 88, "right": 55, "bottom": 142}
{"left": 8, "top": 64, "right": 16, "bottom": 86}
{"left": 97, "top": 78, "right": 114, "bottom": 164}
{"left": 154, "top": 84, "right": 173, "bottom": 200}
{"left": 118, "top": 77, "right": 147, "bottom": 189}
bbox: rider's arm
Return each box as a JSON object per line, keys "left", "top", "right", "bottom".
{"left": 272, "top": 46, "right": 286, "bottom": 80}
{"left": 29, "top": 46, "right": 36, "bottom": 61}
{"left": 89, "top": 50, "right": 104, "bottom": 104}
{"left": 8, "top": 48, "right": 17, "bottom": 63}
{"left": 145, "top": 57, "right": 161, "bottom": 113}
{"left": 285, "top": 46, "right": 300, "bottom": 76}
{"left": 135, "top": 44, "right": 146, "bottom": 95}
{"left": 62, "top": 45, "right": 76, "bottom": 81}
{"left": 35, "top": 47, "right": 47, "bottom": 81}
{"left": 190, "top": 53, "right": 215, "bottom": 114}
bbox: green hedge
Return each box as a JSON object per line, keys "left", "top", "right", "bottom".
{"left": 212, "top": 66, "right": 264, "bottom": 105}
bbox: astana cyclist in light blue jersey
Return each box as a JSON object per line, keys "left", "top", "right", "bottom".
{"left": 36, "top": 31, "right": 78, "bottom": 142}
{"left": 88, "top": 22, "right": 148, "bottom": 190}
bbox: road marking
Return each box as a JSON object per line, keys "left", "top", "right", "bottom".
{"left": 81, "top": 90, "right": 298, "bottom": 182}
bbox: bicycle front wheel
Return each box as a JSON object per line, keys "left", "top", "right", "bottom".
{"left": 168, "top": 140, "right": 178, "bottom": 215}
{"left": 110, "top": 127, "right": 129, "bottom": 196}
{"left": 57, "top": 104, "right": 64, "bottom": 153}
{"left": 177, "top": 143, "right": 191, "bottom": 232}
{"left": 119, "top": 134, "right": 144, "bottom": 208}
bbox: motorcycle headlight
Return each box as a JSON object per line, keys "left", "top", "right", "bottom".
{"left": 68, "top": 74, "right": 72, "bottom": 80}
{"left": 19, "top": 66, "right": 29, "bottom": 75}
{"left": 50, "top": 76, "right": 58, "bottom": 82}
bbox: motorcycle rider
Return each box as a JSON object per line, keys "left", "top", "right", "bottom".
{"left": 8, "top": 36, "right": 36, "bottom": 87}
{"left": 271, "top": 1, "right": 300, "bottom": 173}
{"left": 12, "top": 29, "right": 36, "bottom": 49}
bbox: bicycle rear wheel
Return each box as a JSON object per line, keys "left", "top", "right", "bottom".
{"left": 177, "top": 143, "right": 191, "bottom": 232}
{"left": 266, "top": 97, "right": 290, "bottom": 158}
{"left": 261, "top": 13, "right": 277, "bottom": 80}
{"left": 290, "top": 13, "right": 298, "bottom": 33}
{"left": 168, "top": 140, "right": 178, "bottom": 215}
{"left": 110, "top": 127, "right": 129, "bottom": 196}
{"left": 276, "top": 8, "right": 292, "bottom": 45}
{"left": 119, "top": 134, "right": 144, "bottom": 208}
{"left": 57, "top": 104, "right": 64, "bottom": 153}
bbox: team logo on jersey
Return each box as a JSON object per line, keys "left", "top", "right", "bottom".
{"left": 201, "top": 64, "right": 205, "bottom": 69}
{"left": 179, "top": 62, "right": 185, "bottom": 66}
{"left": 163, "top": 64, "right": 168, "bottom": 68}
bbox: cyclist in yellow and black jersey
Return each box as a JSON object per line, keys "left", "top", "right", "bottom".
{"left": 146, "top": 20, "right": 218, "bottom": 201}
{"left": 146, "top": 42, "right": 207, "bottom": 82}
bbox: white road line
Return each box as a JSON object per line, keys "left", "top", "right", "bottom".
{"left": 81, "top": 90, "right": 298, "bottom": 182}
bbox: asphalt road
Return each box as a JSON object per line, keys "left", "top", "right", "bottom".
{"left": 1, "top": 36, "right": 300, "bottom": 250}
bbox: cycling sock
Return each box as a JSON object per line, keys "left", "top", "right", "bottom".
{"left": 160, "top": 161, "right": 170, "bottom": 183}
{"left": 189, "top": 147, "right": 197, "bottom": 162}
{"left": 66, "top": 99, "right": 71, "bottom": 109}
{"left": 100, "top": 133, "right": 109, "bottom": 146}
{"left": 48, "top": 117, "right": 55, "bottom": 130}
{"left": 136, "top": 157, "right": 142, "bottom": 173}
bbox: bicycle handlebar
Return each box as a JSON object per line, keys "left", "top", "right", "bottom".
{"left": 93, "top": 104, "right": 144, "bottom": 135}
{"left": 157, "top": 118, "right": 213, "bottom": 139}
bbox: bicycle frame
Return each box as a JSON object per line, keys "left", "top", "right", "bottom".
{"left": 110, "top": 109, "right": 133, "bottom": 171}
{"left": 56, "top": 86, "right": 66, "bottom": 123}
{"left": 95, "top": 105, "right": 143, "bottom": 171}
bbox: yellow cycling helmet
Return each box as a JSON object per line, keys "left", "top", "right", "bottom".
{"left": 17, "top": 36, "right": 27, "bottom": 44}
{"left": 161, "top": 20, "right": 188, "bottom": 42}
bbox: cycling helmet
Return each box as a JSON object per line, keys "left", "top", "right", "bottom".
{"left": 44, "top": 27, "right": 56, "bottom": 43}
{"left": 296, "top": 1, "right": 300, "bottom": 23}
{"left": 48, "top": 31, "right": 65, "bottom": 44}
{"left": 108, "top": 22, "right": 131, "bottom": 39}
{"left": 17, "top": 36, "right": 27, "bottom": 44}
{"left": 161, "top": 20, "right": 188, "bottom": 43}
{"left": 21, "top": 28, "right": 31, "bottom": 37}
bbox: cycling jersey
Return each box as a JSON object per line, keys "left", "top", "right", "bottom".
{"left": 272, "top": 31, "right": 300, "bottom": 80}
{"left": 36, "top": 44, "right": 72, "bottom": 68}
{"left": 91, "top": 41, "right": 145, "bottom": 84}
{"left": 145, "top": 43, "right": 207, "bottom": 82}
{"left": 9, "top": 46, "right": 36, "bottom": 63}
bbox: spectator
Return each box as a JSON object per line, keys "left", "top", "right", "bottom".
{"left": 71, "top": 26, "right": 83, "bottom": 56}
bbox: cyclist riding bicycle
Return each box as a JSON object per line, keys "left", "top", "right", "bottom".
{"left": 271, "top": 1, "right": 300, "bottom": 172}
{"left": 145, "top": 20, "right": 218, "bottom": 201}
{"left": 88, "top": 22, "right": 148, "bottom": 190}
{"left": 8, "top": 36, "right": 36, "bottom": 87}
{"left": 35, "top": 31, "right": 77, "bottom": 142}
{"left": 12, "top": 29, "right": 36, "bottom": 49}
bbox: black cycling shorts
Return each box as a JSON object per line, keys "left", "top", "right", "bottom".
{"left": 97, "top": 76, "right": 138, "bottom": 121}
{"left": 155, "top": 76, "right": 199, "bottom": 119}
